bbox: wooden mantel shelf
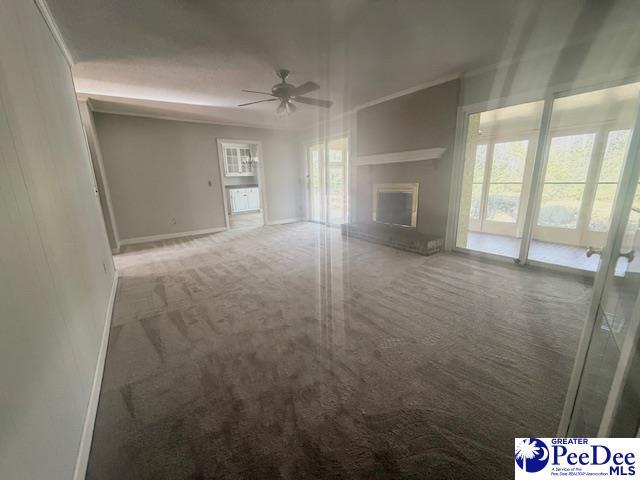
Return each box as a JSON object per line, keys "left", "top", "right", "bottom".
{"left": 355, "top": 147, "right": 446, "bottom": 167}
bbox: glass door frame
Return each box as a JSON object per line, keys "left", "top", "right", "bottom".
{"left": 530, "top": 123, "right": 632, "bottom": 249}
{"left": 446, "top": 77, "right": 640, "bottom": 436}
{"left": 447, "top": 75, "right": 640, "bottom": 274}
{"left": 306, "top": 135, "right": 349, "bottom": 226}
{"left": 469, "top": 134, "right": 538, "bottom": 239}
{"left": 558, "top": 98, "right": 640, "bottom": 435}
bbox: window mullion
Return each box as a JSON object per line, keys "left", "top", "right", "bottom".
{"left": 579, "top": 128, "right": 608, "bottom": 243}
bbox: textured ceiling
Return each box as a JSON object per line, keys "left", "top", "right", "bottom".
{"left": 47, "top": 0, "right": 640, "bottom": 129}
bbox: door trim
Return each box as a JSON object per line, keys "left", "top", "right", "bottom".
{"left": 216, "top": 138, "right": 268, "bottom": 228}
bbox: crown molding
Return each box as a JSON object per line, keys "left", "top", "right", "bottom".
{"left": 88, "top": 104, "right": 295, "bottom": 131}
{"left": 353, "top": 73, "right": 461, "bottom": 112}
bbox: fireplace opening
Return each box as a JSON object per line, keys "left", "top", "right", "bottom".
{"left": 372, "top": 183, "right": 419, "bottom": 228}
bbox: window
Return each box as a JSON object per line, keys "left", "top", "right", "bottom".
{"left": 589, "top": 130, "right": 631, "bottom": 232}
{"left": 537, "top": 133, "right": 595, "bottom": 229}
{"left": 485, "top": 140, "right": 529, "bottom": 223}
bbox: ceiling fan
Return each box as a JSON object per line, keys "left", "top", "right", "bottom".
{"left": 238, "top": 69, "right": 332, "bottom": 115}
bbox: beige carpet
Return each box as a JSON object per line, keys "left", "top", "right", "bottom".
{"left": 87, "top": 222, "right": 591, "bottom": 479}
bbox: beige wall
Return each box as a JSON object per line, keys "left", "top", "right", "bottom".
{"left": 357, "top": 80, "right": 460, "bottom": 156}
{"left": 94, "top": 113, "right": 303, "bottom": 241}
{"left": 0, "top": 0, "right": 116, "bottom": 478}
{"left": 355, "top": 79, "right": 460, "bottom": 237}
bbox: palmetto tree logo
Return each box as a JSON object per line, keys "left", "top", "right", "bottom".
{"left": 515, "top": 438, "right": 550, "bottom": 473}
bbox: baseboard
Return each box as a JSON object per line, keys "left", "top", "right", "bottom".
{"left": 266, "top": 217, "right": 303, "bottom": 226}
{"left": 72, "top": 273, "right": 118, "bottom": 480}
{"left": 118, "top": 227, "right": 226, "bottom": 246}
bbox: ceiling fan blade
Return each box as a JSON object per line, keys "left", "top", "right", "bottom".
{"left": 291, "top": 81, "right": 319, "bottom": 96}
{"left": 294, "top": 96, "right": 333, "bottom": 108}
{"left": 237, "top": 98, "right": 278, "bottom": 107}
{"left": 241, "top": 90, "right": 275, "bottom": 96}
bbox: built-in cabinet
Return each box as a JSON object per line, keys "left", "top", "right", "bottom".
{"left": 223, "top": 144, "right": 255, "bottom": 176}
{"left": 228, "top": 187, "right": 260, "bottom": 213}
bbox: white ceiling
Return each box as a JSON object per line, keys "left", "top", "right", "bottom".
{"left": 46, "top": 0, "right": 640, "bottom": 129}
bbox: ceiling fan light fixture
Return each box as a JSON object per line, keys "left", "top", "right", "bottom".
{"left": 276, "top": 100, "right": 287, "bottom": 116}
{"left": 239, "top": 69, "right": 331, "bottom": 115}
{"left": 277, "top": 99, "right": 296, "bottom": 116}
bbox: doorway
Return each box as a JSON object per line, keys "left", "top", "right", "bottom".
{"left": 307, "top": 136, "right": 349, "bottom": 225}
{"left": 216, "top": 139, "right": 267, "bottom": 230}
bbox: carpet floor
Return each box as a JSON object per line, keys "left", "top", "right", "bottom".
{"left": 87, "top": 222, "right": 592, "bottom": 479}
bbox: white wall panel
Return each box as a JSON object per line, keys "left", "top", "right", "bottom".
{"left": 0, "top": 0, "right": 115, "bottom": 478}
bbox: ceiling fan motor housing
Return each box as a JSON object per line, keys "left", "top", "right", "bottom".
{"left": 272, "top": 70, "right": 295, "bottom": 99}
{"left": 272, "top": 83, "right": 295, "bottom": 98}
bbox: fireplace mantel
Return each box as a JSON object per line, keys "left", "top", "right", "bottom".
{"left": 355, "top": 147, "right": 446, "bottom": 167}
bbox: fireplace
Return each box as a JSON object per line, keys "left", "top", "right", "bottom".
{"left": 342, "top": 148, "right": 442, "bottom": 255}
{"left": 372, "top": 183, "right": 419, "bottom": 228}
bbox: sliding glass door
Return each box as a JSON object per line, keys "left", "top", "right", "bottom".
{"left": 456, "top": 102, "right": 543, "bottom": 258}
{"left": 455, "top": 81, "right": 640, "bottom": 272}
{"left": 452, "top": 80, "right": 640, "bottom": 437}
{"left": 528, "top": 83, "right": 639, "bottom": 271}
{"left": 482, "top": 139, "right": 531, "bottom": 236}
{"left": 308, "top": 143, "right": 325, "bottom": 223}
{"left": 327, "top": 137, "right": 348, "bottom": 225}
{"left": 561, "top": 115, "right": 640, "bottom": 436}
{"left": 308, "top": 137, "right": 348, "bottom": 225}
